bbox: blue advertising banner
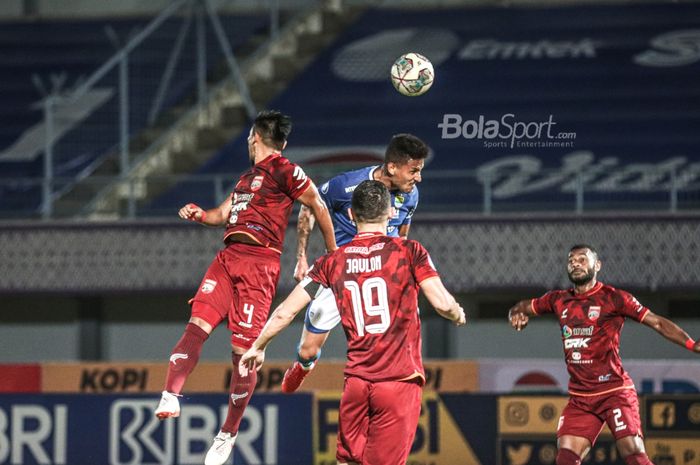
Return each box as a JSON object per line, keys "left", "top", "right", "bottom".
{"left": 0, "top": 393, "right": 312, "bottom": 465}
{"left": 154, "top": 3, "right": 700, "bottom": 212}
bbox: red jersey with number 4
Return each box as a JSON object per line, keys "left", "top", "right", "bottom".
{"left": 308, "top": 232, "right": 439, "bottom": 383}
{"left": 224, "top": 153, "right": 310, "bottom": 252}
{"left": 531, "top": 281, "right": 650, "bottom": 396}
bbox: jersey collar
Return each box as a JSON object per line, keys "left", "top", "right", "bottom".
{"left": 354, "top": 231, "right": 384, "bottom": 239}
{"left": 570, "top": 281, "right": 603, "bottom": 298}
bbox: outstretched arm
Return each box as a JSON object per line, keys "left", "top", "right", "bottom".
{"left": 297, "top": 183, "right": 337, "bottom": 253}
{"left": 178, "top": 195, "right": 232, "bottom": 227}
{"left": 294, "top": 205, "right": 317, "bottom": 281}
{"left": 508, "top": 299, "right": 536, "bottom": 331}
{"left": 420, "top": 277, "right": 466, "bottom": 326}
{"left": 240, "top": 285, "right": 314, "bottom": 371}
{"left": 642, "top": 311, "right": 700, "bottom": 353}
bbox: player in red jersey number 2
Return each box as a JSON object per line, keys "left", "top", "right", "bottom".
{"left": 241, "top": 180, "right": 466, "bottom": 465}
{"left": 508, "top": 244, "right": 700, "bottom": 465}
{"left": 154, "top": 111, "right": 337, "bottom": 465}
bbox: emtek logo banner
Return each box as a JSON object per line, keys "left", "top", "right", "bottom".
{"left": 0, "top": 394, "right": 312, "bottom": 465}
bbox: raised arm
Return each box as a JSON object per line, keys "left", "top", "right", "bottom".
{"left": 293, "top": 205, "right": 317, "bottom": 281}
{"left": 642, "top": 311, "right": 700, "bottom": 353}
{"left": 297, "top": 182, "right": 337, "bottom": 253}
{"left": 419, "top": 277, "right": 466, "bottom": 326}
{"left": 178, "top": 195, "right": 232, "bottom": 227}
{"left": 508, "top": 299, "right": 536, "bottom": 331}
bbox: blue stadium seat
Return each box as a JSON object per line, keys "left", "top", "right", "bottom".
{"left": 148, "top": 2, "right": 700, "bottom": 215}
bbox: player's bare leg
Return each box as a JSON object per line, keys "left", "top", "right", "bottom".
{"left": 281, "top": 327, "right": 329, "bottom": 393}
{"left": 615, "top": 435, "right": 653, "bottom": 465}
{"left": 556, "top": 435, "right": 591, "bottom": 465}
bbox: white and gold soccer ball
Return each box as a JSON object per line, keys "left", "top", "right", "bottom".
{"left": 390, "top": 52, "right": 434, "bottom": 97}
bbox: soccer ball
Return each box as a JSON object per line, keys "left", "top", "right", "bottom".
{"left": 390, "top": 53, "right": 434, "bottom": 97}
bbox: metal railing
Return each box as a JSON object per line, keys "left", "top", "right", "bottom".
{"left": 15, "top": 0, "right": 318, "bottom": 220}
{"left": 2, "top": 168, "right": 697, "bottom": 219}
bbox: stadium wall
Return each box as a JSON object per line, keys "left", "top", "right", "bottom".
{"left": 1, "top": 215, "right": 699, "bottom": 293}
{"left": 1, "top": 217, "right": 699, "bottom": 363}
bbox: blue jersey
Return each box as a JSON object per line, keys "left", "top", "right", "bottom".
{"left": 319, "top": 165, "right": 419, "bottom": 246}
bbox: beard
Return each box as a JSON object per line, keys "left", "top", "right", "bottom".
{"left": 568, "top": 268, "right": 595, "bottom": 285}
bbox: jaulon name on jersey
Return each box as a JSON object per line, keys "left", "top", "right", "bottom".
{"left": 346, "top": 256, "right": 382, "bottom": 274}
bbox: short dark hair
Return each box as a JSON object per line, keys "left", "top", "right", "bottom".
{"left": 384, "top": 133, "right": 429, "bottom": 165}
{"left": 570, "top": 244, "right": 598, "bottom": 260}
{"left": 253, "top": 110, "right": 292, "bottom": 150}
{"left": 351, "top": 180, "right": 391, "bottom": 223}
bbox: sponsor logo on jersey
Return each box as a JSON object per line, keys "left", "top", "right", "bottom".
{"left": 169, "top": 353, "right": 189, "bottom": 365}
{"left": 564, "top": 337, "right": 590, "bottom": 349}
{"left": 572, "top": 326, "right": 594, "bottom": 336}
{"left": 562, "top": 325, "right": 573, "bottom": 338}
{"left": 598, "top": 373, "right": 611, "bottom": 382}
{"left": 568, "top": 350, "right": 593, "bottom": 364}
{"left": 251, "top": 175, "right": 264, "bottom": 191}
{"left": 588, "top": 306, "right": 601, "bottom": 320}
{"left": 345, "top": 243, "right": 385, "bottom": 255}
{"left": 201, "top": 279, "right": 217, "bottom": 294}
{"left": 344, "top": 184, "right": 358, "bottom": 193}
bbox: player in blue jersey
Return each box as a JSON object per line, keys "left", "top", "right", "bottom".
{"left": 282, "top": 133, "right": 429, "bottom": 392}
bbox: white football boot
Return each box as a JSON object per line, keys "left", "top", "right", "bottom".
{"left": 205, "top": 431, "right": 237, "bottom": 465}
{"left": 154, "top": 391, "right": 180, "bottom": 419}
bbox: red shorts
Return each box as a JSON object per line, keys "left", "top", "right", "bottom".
{"left": 557, "top": 387, "right": 643, "bottom": 444}
{"left": 190, "top": 242, "right": 280, "bottom": 350}
{"left": 336, "top": 376, "right": 422, "bottom": 465}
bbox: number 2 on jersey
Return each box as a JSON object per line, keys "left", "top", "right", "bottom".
{"left": 344, "top": 277, "right": 390, "bottom": 336}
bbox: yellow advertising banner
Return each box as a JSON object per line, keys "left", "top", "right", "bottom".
{"left": 498, "top": 396, "right": 613, "bottom": 437}
{"left": 40, "top": 360, "right": 477, "bottom": 393}
{"left": 645, "top": 439, "right": 700, "bottom": 465}
{"left": 314, "top": 390, "right": 484, "bottom": 465}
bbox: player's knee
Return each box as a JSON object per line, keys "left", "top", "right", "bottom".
{"left": 297, "top": 344, "right": 321, "bottom": 362}
{"left": 556, "top": 448, "right": 581, "bottom": 465}
{"left": 616, "top": 434, "right": 646, "bottom": 458}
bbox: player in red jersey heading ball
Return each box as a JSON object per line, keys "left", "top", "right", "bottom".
{"left": 154, "top": 110, "right": 337, "bottom": 465}
{"left": 508, "top": 244, "right": 700, "bottom": 465}
{"left": 241, "top": 179, "right": 466, "bottom": 465}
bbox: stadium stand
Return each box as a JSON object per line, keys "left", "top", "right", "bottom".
{"left": 147, "top": 1, "right": 700, "bottom": 215}
{"left": 0, "top": 13, "right": 268, "bottom": 217}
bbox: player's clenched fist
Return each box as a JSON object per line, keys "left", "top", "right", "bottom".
{"left": 453, "top": 305, "right": 467, "bottom": 326}
{"left": 179, "top": 203, "right": 206, "bottom": 222}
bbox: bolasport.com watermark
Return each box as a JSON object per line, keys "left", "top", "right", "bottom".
{"left": 437, "top": 113, "right": 576, "bottom": 149}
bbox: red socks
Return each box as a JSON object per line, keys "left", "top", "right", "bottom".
{"left": 164, "top": 323, "right": 209, "bottom": 394}
{"left": 556, "top": 448, "right": 581, "bottom": 465}
{"left": 624, "top": 453, "right": 653, "bottom": 465}
{"left": 222, "top": 353, "right": 257, "bottom": 434}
